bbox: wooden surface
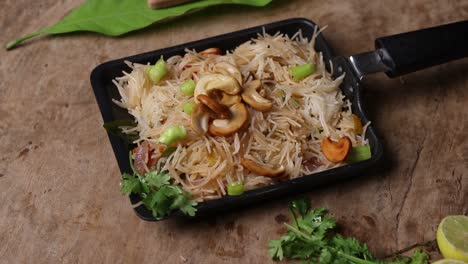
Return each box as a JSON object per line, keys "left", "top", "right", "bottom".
{"left": 1, "top": 0, "right": 467, "bottom": 263}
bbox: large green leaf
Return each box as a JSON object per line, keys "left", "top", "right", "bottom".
{"left": 5, "top": 0, "right": 273, "bottom": 50}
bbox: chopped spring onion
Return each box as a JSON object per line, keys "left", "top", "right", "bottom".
{"left": 227, "top": 182, "right": 244, "bottom": 195}
{"left": 346, "top": 145, "right": 371, "bottom": 163}
{"left": 148, "top": 58, "right": 167, "bottom": 84}
{"left": 289, "top": 63, "right": 315, "bottom": 80}
{"left": 182, "top": 102, "right": 195, "bottom": 115}
{"left": 158, "top": 125, "right": 187, "bottom": 145}
{"left": 180, "top": 79, "right": 196, "bottom": 96}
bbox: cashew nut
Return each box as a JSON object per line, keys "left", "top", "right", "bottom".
{"left": 214, "top": 62, "right": 243, "bottom": 85}
{"left": 241, "top": 80, "right": 273, "bottom": 112}
{"left": 220, "top": 93, "right": 242, "bottom": 106}
{"left": 240, "top": 158, "right": 285, "bottom": 177}
{"left": 321, "top": 136, "right": 352, "bottom": 162}
{"left": 197, "top": 94, "right": 231, "bottom": 119}
{"left": 200, "top": 47, "right": 221, "bottom": 56}
{"left": 209, "top": 103, "right": 249, "bottom": 137}
{"left": 194, "top": 74, "right": 242, "bottom": 103}
{"left": 191, "top": 104, "right": 211, "bottom": 135}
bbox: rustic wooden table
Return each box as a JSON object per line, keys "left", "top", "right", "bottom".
{"left": 1, "top": 0, "right": 467, "bottom": 263}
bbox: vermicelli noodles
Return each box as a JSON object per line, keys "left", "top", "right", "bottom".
{"left": 113, "top": 30, "right": 368, "bottom": 202}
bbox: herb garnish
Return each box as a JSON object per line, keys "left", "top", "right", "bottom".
{"left": 269, "top": 198, "right": 429, "bottom": 264}
{"left": 121, "top": 152, "right": 197, "bottom": 220}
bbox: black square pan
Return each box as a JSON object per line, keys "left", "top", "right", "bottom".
{"left": 90, "top": 18, "right": 383, "bottom": 221}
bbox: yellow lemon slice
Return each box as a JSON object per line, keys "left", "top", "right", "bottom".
{"left": 437, "top": 215, "right": 468, "bottom": 262}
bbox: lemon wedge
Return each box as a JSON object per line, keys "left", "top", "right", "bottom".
{"left": 437, "top": 215, "right": 468, "bottom": 262}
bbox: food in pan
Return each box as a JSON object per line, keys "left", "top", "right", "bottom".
{"left": 112, "top": 30, "right": 371, "bottom": 219}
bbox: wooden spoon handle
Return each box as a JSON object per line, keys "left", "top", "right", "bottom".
{"left": 148, "top": 0, "right": 198, "bottom": 9}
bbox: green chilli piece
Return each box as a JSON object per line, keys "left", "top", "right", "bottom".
{"left": 148, "top": 58, "right": 167, "bottom": 84}
{"left": 346, "top": 145, "right": 372, "bottom": 163}
{"left": 182, "top": 102, "right": 195, "bottom": 115}
{"left": 227, "top": 182, "right": 244, "bottom": 195}
{"left": 158, "top": 125, "right": 187, "bottom": 145}
{"left": 289, "top": 63, "right": 316, "bottom": 80}
{"left": 180, "top": 79, "right": 196, "bottom": 96}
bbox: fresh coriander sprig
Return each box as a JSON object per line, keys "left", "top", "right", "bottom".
{"left": 269, "top": 198, "right": 429, "bottom": 264}
{"left": 120, "top": 151, "right": 197, "bottom": 220}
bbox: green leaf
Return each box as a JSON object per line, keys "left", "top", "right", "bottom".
{"left": 346, "top": 145, "right": 372, "bottom": 163}
{"left": 268, "top": 239, "right": 284, "bottom": 260}
{"left": 319, "top": 248, "right": 333, "bottom": 264}
{"left": 178, "top": 198, "right": 198, "bottom": 216}
{"left": 385, "top": 249, "right": 428, "bottom": 264}
{"left": 5, "top": 0, "right": 273, "bottom": 50}
{"left": 408, "top": 249, "right": 428, "bottom": 264}
{"left": 267, "top": 199, "right": 429, "bottom": 264}
{"left": 123, "top": 152, "right": 197, "bottom": 219}
{"left": 120, "top": 173, "right": 141, "bottom": 195}
{"left": 291, "top": 198, "right": 311, "bottom": 217}
{"left": 142, "top": 189, "right": 160, "bottom": 208}
{"left": 145, "top": 171, "right": 171, "bottom": 188}
{"left": 298, "top": 208, "right": 336, "bottom": 239}
{"left": 331, "top": 235, "right": 375, "bottom": 261}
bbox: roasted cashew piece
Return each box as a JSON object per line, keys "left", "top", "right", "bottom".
{"left": 241, "top": 158, "right": 285, "bottom": 177}
{"left": 214, "top": 62, "right": 243, "bottom": 85}
{"left": 194, "top": 74, "right": 242, "bottom": 104}
{"left": 321, "top": 136, "right": 351, "bottom": 162}
{"left": 208, "top": 103, "right": 249, "bottom": 137}
{"left": 241, "top": 80, "right": 273, "bottom": 112}
{"left": 191, "top": 104, "right": 211, "bottom": 135}
{"left": 197, "top": 94, "right": 231, "bottom": 119}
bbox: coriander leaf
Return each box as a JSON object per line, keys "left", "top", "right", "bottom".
{"left": 386, "top": 256, "right": 412, "bottom": 264}
{"left": 409, "top": 249, "right": 428, "bottom": 264}
{"left": 287, "top": 240, "right": 323, "bottom": 260}
{"left": 314, "top": 214, "right": 336, "bottom": 238}
{"left": 331, "top": 235, "right": 375, "bottom": 262}
{"left": 292, "top": 198, "right": 311, "bottom": 217}
{"left": 268, "top": 240, "right": 284, "bottom": 260}
{"left": 385, "top": 249, "right": 428, "bottom": 264}
{"left": 297, "top": 208, "right": 336, "bottom": 238}
{"left": 319, "top": 248, "right": 333, "bottom": 264}
{"left": 147, "top": 188, "right": 173, "bottom": 219}
{"left": 159, "top": 185, "right": 182, "bottom": 197}
{"left": 145, "top": 171, "right": 171, "bottom": 188}
{"left": 179, "top": 199, "right": 198, "bottom": 217}
{"left": 121, "top": 153, "right": 198, "bottom": 219}
{"left": 142, "top": 190, "right": 159, "bottom": 208}
{"left": 170, "top": 193, "right": 186, "bottom": 209}
{"left": 120, "top": 173, "right": 141, "bottom": 195}
{"left": 268, "top": 199, "right": 429, "bottom": 264}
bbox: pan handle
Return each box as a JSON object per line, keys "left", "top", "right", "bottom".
{"left": 349, "top": 20, "right": 468, "bottom": 79}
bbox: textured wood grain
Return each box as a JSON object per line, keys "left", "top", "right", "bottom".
{"left": 0, "top": 0, "right": 467, "bottom": 263}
